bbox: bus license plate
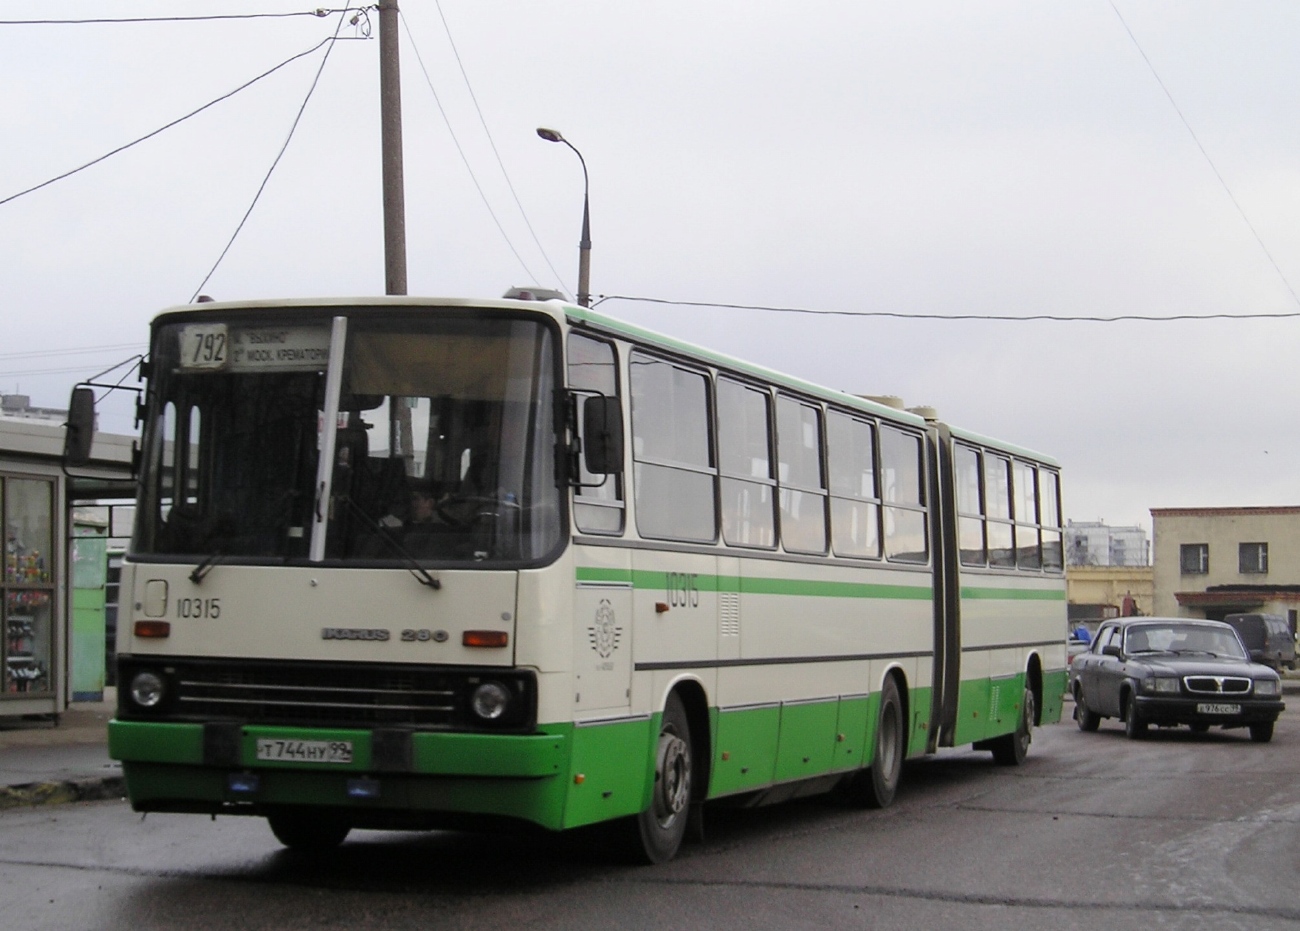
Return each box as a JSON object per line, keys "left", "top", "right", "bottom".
{"left": 255, "top": 739, "right": 353, "bottom": 764}
{"left": 1196, "top": 703, "right": 1241, "bottom": 716}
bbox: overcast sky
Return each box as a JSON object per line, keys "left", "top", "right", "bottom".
{"left": 2, "top": 1, "right": 1298, "bottom": 533}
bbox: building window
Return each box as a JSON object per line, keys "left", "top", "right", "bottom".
{"left": 1180, "top": 543, "right": 1209, "bottom": 575}
{"left": 1239, "top": 542, "right": 1268, "bottom": 575}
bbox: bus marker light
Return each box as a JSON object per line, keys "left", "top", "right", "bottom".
{"left": 227, "top": 773, "right": 260, "bottom": 795}
{"left": 655, "top": 602, "right": 670, "bottom": 614}
{"left": 574, "top": 774, "right": 585, "bottom": 784}
{"left": 463, "top": 630, "right": 508, "bottom": 648}
{"left": 721, "top": 751, "right": 730, "bottom": 761}
{"left": 346, "top": 778, "right": 381, "bottom": 800}
{"left": 134, "top": 621, "right": 171, "bottom": 638}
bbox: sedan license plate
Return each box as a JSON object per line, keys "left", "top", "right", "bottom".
{"left": 255, "top": 739, "right": 353, "bottom": 764}
{"left": 1195, "top": 703, "right": 1241, "bottom": 716}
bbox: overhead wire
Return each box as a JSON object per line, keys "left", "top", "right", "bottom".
{"left": 594, "top": 294, "right": 1300, "bottom": 323}
{"left": 427, "top": 0, "right": 570, "bottom": 293}
{"left": 1109, "top": 1, "right": 1300, "bottom": 311}
{"left": 0, "top": 36, "right": 356, "bottom": 208}
{"left": 189, "top": 12, "right": 357, "bottom": 300}
{"left": 399, "top": 12, "right": 541, "bottom": 286}
{"left": 0, "top": 9, "right": 374, "bottom": 26}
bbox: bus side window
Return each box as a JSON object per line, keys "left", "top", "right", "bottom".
{"left": 827, "top": 411, "right": 880, "bottom": 559}
{"left": 568, "top": 333, "right": 624, "bottom": 535}
{"left": 955, "top": 444, "right": 986, "bottom": 567}
{"left": 718, "top": 378, "right": 776, "bottom": 548}
{"left": 629, "top": 352, "right": 715, "bottom": 543}
{"left": 1040, "top": 471, "right": 1063, "bottom": 571}
{"left": 1014, "top": 461, "right": 1041, "bottom": 570}
{"left": 984, "top": 455, "right": 1014, "bottom": 568}
{"left": 880, "top": 426, "right": 928, "bottom": 564}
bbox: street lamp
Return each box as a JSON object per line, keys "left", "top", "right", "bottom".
{"left": 536, "top": 127, "right": 591, "bottom": 307}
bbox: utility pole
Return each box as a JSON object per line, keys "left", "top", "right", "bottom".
{"left": 378, "top": 0, "right": 407, "bottom": 297}
{"left": 377, "top": 0, "right": 413, "bottom": 466}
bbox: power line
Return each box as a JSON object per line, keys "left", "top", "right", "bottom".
{"left": 0, "top": 9, "right": 374, "bottom": 26}
{"left": 1109, "top": 1, "right": 1300, "bottom": 311}
{"left": 595, "top": 294, "right": 1300, "bottom": 323}
{"left": 0, "top": 36, "right": 356, "bottom": 208}
{"left": 399, "top": 12, "right": 541, "bottom": 285}
{"left": 0, "top": 343, "right": 143, "bottom": 362}
{"left": 427, "top": 0, "right": 570, "bottom": 293}
{"left": 190, "top": 14, "right": 354, "bottom": 300}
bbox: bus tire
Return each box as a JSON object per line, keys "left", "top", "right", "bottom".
{"left": 842, "top": 676, "right": 904, "bottom": 809}
{"left": 624, "top": 692, "right": 693, "bottom": 864}
{"left": 266, "top": 809, "right": 351, "bottom": 850}
{"left": 991, "top": 688, "right": 1034, "bottom": 766}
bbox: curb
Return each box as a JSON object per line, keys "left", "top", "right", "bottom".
{"left": 0, "top": 775, "right": 125, "bottom": 811}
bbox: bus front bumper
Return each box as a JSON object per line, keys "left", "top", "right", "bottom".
{"left": 109, "top": 720, "right": 571, "bottom": 830}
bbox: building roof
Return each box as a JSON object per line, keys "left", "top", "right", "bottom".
{"left": 1151, "top": 506, "right": 1300, "bottom": 518}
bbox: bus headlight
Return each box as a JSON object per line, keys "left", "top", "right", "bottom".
{"left": 471, "top": 682, "right": 511, "bottom": 721}
{"left": 129, "top": 670, "right": 166, "bottom": 709}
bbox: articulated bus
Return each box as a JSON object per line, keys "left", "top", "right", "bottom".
{"left": 82, "top": 296, "right": 1066, "bottom": 863}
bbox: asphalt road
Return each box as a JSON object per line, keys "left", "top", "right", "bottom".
{"left": 2, "top": 705, "right": 1298, "bottom": 931}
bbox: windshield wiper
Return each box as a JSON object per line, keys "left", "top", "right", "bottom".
{"left": 339, "top": 495, "right": 441, "bottom": 590}
{"left": 190, "top": 551, "right": 224, "bottom": 584}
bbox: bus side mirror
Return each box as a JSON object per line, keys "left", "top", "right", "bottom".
{"left": 582, "top": 395, "right": 623, "bottom": 475}
{"left": 64, "top": 387, "right": 96, "bottom": 466}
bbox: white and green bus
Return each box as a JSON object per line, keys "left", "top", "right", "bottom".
{"left": 86, "top": 296, "right": 1066, "bottom": 863}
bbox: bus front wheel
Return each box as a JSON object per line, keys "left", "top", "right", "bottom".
{"left": 621, "top": 692, "right": 693, "bottom": 864}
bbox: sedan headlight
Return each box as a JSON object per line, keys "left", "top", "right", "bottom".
{"left": 1254, "top": 678, "right": 1281, "bottom": 697}
{"left": 1143, "top": 677, "right": 1180, "bottom": 694}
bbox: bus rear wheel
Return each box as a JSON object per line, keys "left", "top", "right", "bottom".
{"left": 266, "top": 808, "right": 351, "bottom": 850}
{"left": 841, "top": 676, "right": 904, "bottom": 808}
{"left": 622, "top": 692, "right": 693, "bottom": 864}
{"left": 991, "top": 688, "right": 1035, "bottom": 766}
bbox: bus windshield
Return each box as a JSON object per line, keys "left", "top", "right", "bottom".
{"left": 135, "top": 310, "right": 562, "bottom": 566}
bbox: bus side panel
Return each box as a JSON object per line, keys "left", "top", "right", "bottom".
{"left": 710, "top": 704, "right": 780, "bottom": 796}
{"left": 561, "top": 717, "right": 656, "bottom": 829}
{"left": 773, "top": 699, "right": 839, "bottom": 781}
{"left": 952, "top": 654, "right": 991, "bottom": 746}
{"left": 832, "top": 695, "right": 870, "bottom": 771}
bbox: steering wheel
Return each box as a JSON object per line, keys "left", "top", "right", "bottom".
{"left": 435, "top": 493, "right": 520, "bottom": 530}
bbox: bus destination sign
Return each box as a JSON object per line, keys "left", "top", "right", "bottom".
{"left": 179, "top": 323, "right": 331, "bottom": 373}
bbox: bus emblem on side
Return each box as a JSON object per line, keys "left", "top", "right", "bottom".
{"left": 321, "top": 628, "right": 391, "bottom": 642}
{"left": 588, "top": 599, "right": 622, "bottom": 659}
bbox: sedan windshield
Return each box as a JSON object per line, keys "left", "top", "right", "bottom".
{"left": 135, "top": 310, "right": 562, "bottom": 566}
{"left": 1124, "top": 624, "right": 1246, "bottom": 659}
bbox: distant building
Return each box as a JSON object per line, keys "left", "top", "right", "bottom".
{"left": 1064, "top": 520, "right": 1150, "bottom": 567}
{"left": 0, "top": 394, "right": 68, "bottom": 424}
{"left": 1151, "top": 506, "right": 1300, "bottom": 633}
{"left": 1066, "top": 565, "right": 1154, "bottom": 628}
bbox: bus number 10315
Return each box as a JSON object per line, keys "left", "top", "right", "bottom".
{"left": 175, "top": 597, "right": 220, "bottom": 619}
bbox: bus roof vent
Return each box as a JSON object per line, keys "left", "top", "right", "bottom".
{"left": 906, "top": 405, "right": 939, "bottom": 422}
{"left": 859, "top": 395, "right": 905, "bottom": 410}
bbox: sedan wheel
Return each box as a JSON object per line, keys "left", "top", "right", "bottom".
{"left": 1073, "top": 684, "right": 1100, "bottom": 732}
{"left": 1189, "top": 722, "right": 1210, "bottom": 734}
{"left": 1123, "top": 692, "right": 1147, "bottom": 740}
{"left": 1249, "top": 721, "right": 1274, "bottom": 743}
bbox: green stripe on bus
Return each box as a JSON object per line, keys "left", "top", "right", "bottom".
{"left": 577, "top": 567, "right": 931, "bottom": 601}
{"left": 960, "top": 587, "right": 1067, "bottom": 601}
